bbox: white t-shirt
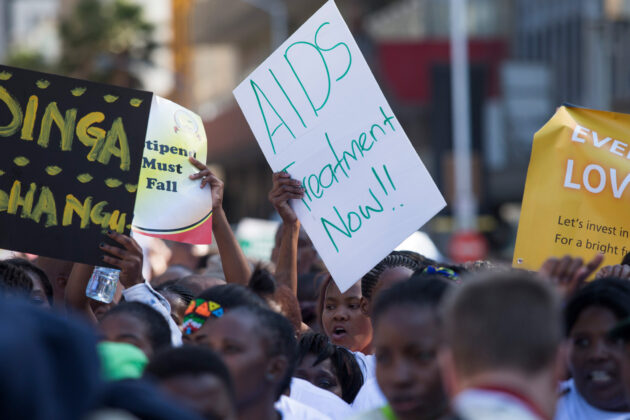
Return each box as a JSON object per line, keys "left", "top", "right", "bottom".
{"left": 351, "top": 353, "right": 386, "bottom": 412}
{"left": 351, "top": 378, "right": 387, "bottom": 413}
{"left": 288, "top": 378, "right": 354, "bottom": 420}
{"left": 353, "top": 352, "right": 376, "bottom": 381}
{"left": 276, "top": 395, "right": 331, "bottom": 420}
{"left": 455, "top": 388, "right": 543, "bottom": 420}
{"left": 554, "top": 379, "right": 630, "bottom": 420}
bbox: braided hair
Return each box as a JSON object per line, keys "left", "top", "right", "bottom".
{"left": 361, "top": 251, "right": 419, "bottom": 300}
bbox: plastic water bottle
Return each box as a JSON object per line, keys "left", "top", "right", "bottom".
{"left": 86, "top": 267, "right": 120, "bottom": 303}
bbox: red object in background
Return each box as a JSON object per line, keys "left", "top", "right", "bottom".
{"left": 449, "top": 231, "right": 489, "bottom": 263}
{"left": 378, "top": 40, "right": 507, "bottom": 104}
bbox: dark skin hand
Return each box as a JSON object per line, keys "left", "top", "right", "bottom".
{"left": 99, "top": 231, "right": 144, "bottom": 288}
{"left": 268, "top": 172, "right": 304, "bottom": 295}
{"left": 187, "top": 156, "right": 251, "bottom": 285}
{"left": 597, "top": 264, "right": 630, "bottom": 279}
{"left": 268, "top": 172, "right": 304, "bottom": 224}
{"left": 189, "top": 156, "right": 224, "bottom": 211}
{"left": 539, "top": 253, "right": 604, "bottom": 300}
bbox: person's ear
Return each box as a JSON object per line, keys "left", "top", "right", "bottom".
{"left": 265, "top": 355, "right": 289, "bottom": 385}
{"left": 360, "top": 296, "right": 370, "bottom": 316}
{"left": 438, "top": 347, "right": 459, "bottom": 397}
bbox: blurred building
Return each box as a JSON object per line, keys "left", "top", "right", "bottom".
{"left": 514, "top": 0, "right": 630, "bottom": 112}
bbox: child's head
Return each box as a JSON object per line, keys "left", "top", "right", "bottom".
{"left": 295, "top": 332, "right": 364, "bottom": 404}
{"left": 145, "top": 345, "right": 237, "bottom": 420}
{"left": 99, "top": 302, "right": 171, "bottom": 357}
{"left": 372, "top": 277, "right": 452, "bottom": 420}
{"left": 318, "top": 276, "right": 372, "bottom": 353}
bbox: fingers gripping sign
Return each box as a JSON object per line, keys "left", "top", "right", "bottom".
{"left": 188, "top": 156, "right": 223, "bottom": 210}
{"left": 99, "top": 231, "right": 144, "bottom": 288}
{"left": 269, "top": 172, "right": 305, "bottom": 224}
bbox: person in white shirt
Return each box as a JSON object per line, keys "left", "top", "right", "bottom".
{"left": 440, "top": 271, "right": 565, "bottom": 420}
{"left": 555, "top": 278, "right": 630, "bottom": 420}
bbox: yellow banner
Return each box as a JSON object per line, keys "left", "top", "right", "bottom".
{"left": 514, "top": 105, "right": 630, "bottom": 271}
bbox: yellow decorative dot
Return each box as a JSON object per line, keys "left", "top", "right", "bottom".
{"left": 125, "top": 183, "right": 138, "bottom": 193}
{"left": 36, "top": 80, "right": 50, "bottom": 89}
{"left": 129, "top": 98, "right": 143, "bottom": 107}
{"left": 14, "top": 157, "right": 29, "bottom": 166}
{"left": 45, "top": 166, "right": 63, "bottom": 176}
{"left": 105, "top": 178, "right": 122, "bottom": 188}
{"left": 71, "top": 87, "right": 87, "bottom": 96}
{"left": 0, "top": 170, "right": 4, "bottom": 176}
{"left": 77, "top": 173, "right": 93, "bottom": 183}
{"left": 0, "top": 71, "right": 12, "bottom": 80}
{"left": 104, "top": 95, "right": 119, "bottom": 103}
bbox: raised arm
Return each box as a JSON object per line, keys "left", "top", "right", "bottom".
{"left": 268, "top": 172, "right": 305, "bottom": 295}
{"left": 189, "top": 156, "right": 251, "bottom": 285}
{"left": 64, "top": 263, "right": 97, "bottom": 323}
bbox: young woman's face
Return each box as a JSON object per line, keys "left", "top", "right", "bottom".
{"left": 190, "top": 311, "right": 270, "bottom": 409}
{"left": 568, "top": 305, "right": 628, "bottom": 411}
{"left": 99, "top": 313, "right": 154, "bottom": 357}
{"left": 374, "top": 306, "right": 448, "bottom": 420}
{"left": 295, "top": 354, "right": 342, "bottom": 399}
{"left": 321, "top": 281, "right": 372, "bottom": 353}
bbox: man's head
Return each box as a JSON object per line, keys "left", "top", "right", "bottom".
{"left": 440, "top": 271, "right": 563, "bottom": 414}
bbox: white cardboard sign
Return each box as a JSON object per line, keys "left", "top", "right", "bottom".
{"left": 234, "top": 0, "right": 445, "bottom": 292}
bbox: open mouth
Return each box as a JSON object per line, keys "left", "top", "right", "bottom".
{"left": 331, "top": 326, "right": 347, "bottom": 340}
{"left": 587, "top": 370, "right": 614, "bottom": 385}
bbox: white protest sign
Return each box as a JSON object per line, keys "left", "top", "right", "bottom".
{"left": 132, "top": 96, "right": 213, "bottom": 244}
{"left": 234, "top": 0, "right": 445, "bottom": 292}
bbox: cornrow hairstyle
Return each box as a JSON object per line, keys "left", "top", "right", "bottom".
{"left": 145, "top": 345, "right": 236, "bottom": 404}
{"left": 154, "top": 280, "right": 195, "bottom": 306}
{"left": 101, "top": 302, "right": 171, "bottom": 353}
{"left": 197, "top": 284, "right": 269, "bottom": 310}
{"left": 372, "top": 276, "right": 452, "bottom": 325}
{"left": 230, "top": 306, "right": 297, "bottom": 399}
{"left": 4, "top": 258, "right": 53, "bottom": 304}
{"left": 0, "top": 260, "right": 33, "bottom": 296}
{"left": 297, "top": 332, "right": 364, "bottom": 403}
{"left": 564, "top": 277, "right": 630, "bottom": 336}
{"left": 622, "top": 253, "right": 630, "bottom": 266}
{"left": 361, "top": 251, "right": 420, "bottom": 300}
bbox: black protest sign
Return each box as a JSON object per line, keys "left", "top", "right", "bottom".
{"left": 0, "top": 65, "right": 152, "bottom": 265}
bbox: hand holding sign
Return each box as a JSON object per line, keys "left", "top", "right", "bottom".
{"left": 188, "top": 156, "right": 224, "bottom": 211}
{"left": 100, "top": 231, "right": 144, "bottom": 288}
{"left": 269, "top": 172, "right": 305, "bottom": 224}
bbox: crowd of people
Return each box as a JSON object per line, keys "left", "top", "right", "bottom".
{"left": 2, "top": 157, "right": 630, "bottom": 420}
